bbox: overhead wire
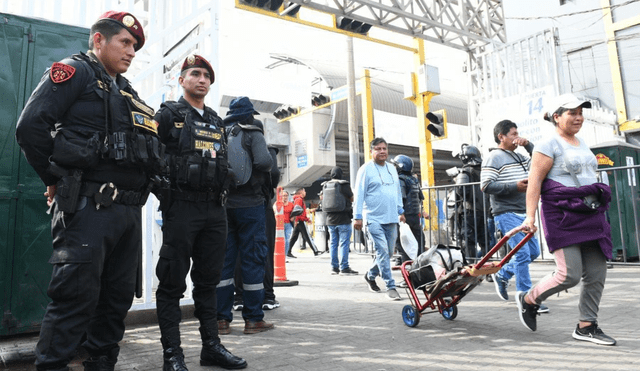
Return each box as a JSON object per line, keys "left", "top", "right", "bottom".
{"left": 505, "top": 0, "right": 640, "bottom": 21}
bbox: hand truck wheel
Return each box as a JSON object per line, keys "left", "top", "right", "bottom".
{"left": 441, "top": 299, "right": 458, "bottom": 320}
{"left": 402, "top": 305, "right": 420, "bottom": 327}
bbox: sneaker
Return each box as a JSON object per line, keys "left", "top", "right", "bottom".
{"left": 243, "top": 320, "right": 274, "bottom": 334}
{"left": 232, "top": 300, "right": 243, "bottom": 312}
{"left": 491, "top": 273, "right": 509, "bottom": 301}
{"left": 386, "top": 289, "right": 401, "bottom": 301}
{"left": 331, "top": 267, "right": 340, "bottom": 275}
{"left": 262, "top": 299, "right": 280, "bottom": 310}
{"left": 340, "top": 267, "right": 359, "bottom": 275}
{"left": 537, "top": 303, "right": 550, "bottom": 314}
{"left": 516, "top": 291, "right": 539, "bottom": 331}
{"left": 397, "top": 280, "right": 409, "bottom": 289}
{"left": 363, "top": 273, "right": 381, "bottom": 292}
{"left": 217, "top": 319, "right": 230, "bottom": 335}
{"left": 572, "top": 322, "right": 616, "bottom": 346}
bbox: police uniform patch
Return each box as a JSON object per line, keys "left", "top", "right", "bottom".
{"left": 50, "top": 62, "right": 76, "bottom": 83}
{"left": 132, "top": 112, "right": 158, "bottom": 134}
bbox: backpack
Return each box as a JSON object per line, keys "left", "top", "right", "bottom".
{"left": 322, "top": 180, "right": 347, "bottom": 212}
{"left": 226, "top": 123, "right": 261, "bottom": 187}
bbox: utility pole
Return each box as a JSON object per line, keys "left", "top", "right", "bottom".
{"left": 346, "top": 36, "right": 360, "bottom": 185}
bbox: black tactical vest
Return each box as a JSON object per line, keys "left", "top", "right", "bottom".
{"left": 455, "top": 165, "right": 484, "bottom": 212}
{"left": 51, "top": 53, "right": 165, "bottom": 178}
{"left": 162, "top": 101, "right": 229, "bottom": 191}
{"left": 400, "top": 174, "right": 422, "bottom": 215}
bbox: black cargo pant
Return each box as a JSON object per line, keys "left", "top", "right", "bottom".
{"left": 155, "top": 199, "right": 227, "bottom": 341}
{"left": 36, "top": 197, "right": 140, "bottom": 370}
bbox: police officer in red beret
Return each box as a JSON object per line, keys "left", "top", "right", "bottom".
{"left": 153, "top": 55, "right": 247, "bottom": 370}
{"left": 16, "top": 11, "right": 164, "bottom": 371}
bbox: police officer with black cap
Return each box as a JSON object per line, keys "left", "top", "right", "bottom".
{"left": 16, "top": 11, "right": 164, "bottom": 371}
{"left": 154, "top": 55, "right": 247, "bottom": 370}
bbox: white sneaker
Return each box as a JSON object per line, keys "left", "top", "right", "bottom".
{"left": 386, "top": 289, "right": 401, "bottom": 301}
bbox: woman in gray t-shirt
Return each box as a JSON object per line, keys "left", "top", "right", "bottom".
{"left": 535, "top": 135, "right": 598, "bottom": 187}
{"left": 516, "top": 94, "right": 616, "bottom": 346}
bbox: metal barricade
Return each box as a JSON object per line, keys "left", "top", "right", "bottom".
{"left": 420, "top": 164, "right": 640, "bottom": 265}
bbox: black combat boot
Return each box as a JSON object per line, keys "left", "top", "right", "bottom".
{"left": 199, "top": 322, "right": 247, "bottom": 369}
{"left": 82, "top": 347, "right": 119, "bottom": 371}
{"left": 161, "top": 327, "right": 188, "bottom": 371}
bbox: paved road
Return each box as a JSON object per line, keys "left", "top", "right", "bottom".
{"left": 2, "top": 250, "right": 639, "bottom": 370}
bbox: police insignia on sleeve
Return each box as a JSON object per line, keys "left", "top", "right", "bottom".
{"left": 50, "top": 62, "right": 76, "bottom": 83}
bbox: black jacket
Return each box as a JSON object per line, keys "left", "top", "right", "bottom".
{"left": 16, "top": 51, "right": 150, "bottom": 189}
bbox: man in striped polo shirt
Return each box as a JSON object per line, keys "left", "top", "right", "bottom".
{"left": 481, "top": 120, "right": 548, "bottom": 313}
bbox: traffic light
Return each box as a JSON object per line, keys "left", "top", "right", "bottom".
{"left": 426, "top": 110, "right": 447, "bottom": 138}
{"left": 311, "top": 94, "right": 329, "bottom": 107}
{"left": 273, "top": 105, "right": 299, "bottom": 120}
{"left": 335, "top": 16, "right": 372, "bottom": 35}
{"left": 242, "top": 0, "right": 284, "bottom": 11}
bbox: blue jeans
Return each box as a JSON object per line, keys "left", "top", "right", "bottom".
{"left": 365, "top": 222, "right": 397, "bottom": 290}
{"left": 328, "top": 224, "right": 352, "bottom": 271}
{"left": 495, "top": 212, "right": 540, "bottom": 292}
{"left": 217, "top": 204, "right": 268, "bottom": 322}
{"left": 284, "top": 222, "right": 293, "bottom": 255}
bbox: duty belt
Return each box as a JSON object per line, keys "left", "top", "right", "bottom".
{"left": 171, "top": 189, "right": 220, "bottom": 203}
{"left": 80, "top": 181, "right": 144, "bottom": 209}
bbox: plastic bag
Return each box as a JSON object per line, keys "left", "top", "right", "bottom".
{"left": 399, "top": 222, "right": 418, "bottom": 260}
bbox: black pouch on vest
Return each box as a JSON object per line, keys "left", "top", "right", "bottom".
{"left": 184, "top": 155, "right": 203, "bottom": 188}
{"left": 54, "top": 170, "right": 83, "bottom": 213}
{"left": 51, "top": 131, "right": 101, "bottom": 169}
{"left": 204, "top": 158, "right": 217, "bottom": 186}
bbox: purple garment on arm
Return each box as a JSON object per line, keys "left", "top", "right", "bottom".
{"left": 539, "top": 179, "right": 613, "bottom": 259}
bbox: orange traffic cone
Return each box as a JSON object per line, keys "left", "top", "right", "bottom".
{"left": 274, "top": 187, "right": 298, "bottom": 287}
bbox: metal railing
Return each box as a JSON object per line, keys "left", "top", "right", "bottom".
{"left": 422, "top": 181, "right": 511, "bottom": 263}
{"left": 420, "top": 164, "right": 640, "bottom": 265}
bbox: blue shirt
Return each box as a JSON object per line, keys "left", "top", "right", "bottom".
{"left": 353, "top": 160, "right": 404, "bottom": 224}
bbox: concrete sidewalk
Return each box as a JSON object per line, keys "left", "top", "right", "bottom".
{"left": 2, "top": 250, "right": 639, "bottom": 370}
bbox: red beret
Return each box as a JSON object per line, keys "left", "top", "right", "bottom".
{"left": 97, "top": 11, "right": 145, "bottom": 51}
{"left": 181, "top": 54, "right": 215, "bottom": 83}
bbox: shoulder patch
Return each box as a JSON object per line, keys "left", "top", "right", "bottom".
{"left": 50, "top": 62, "right": 76, "bottom": 83}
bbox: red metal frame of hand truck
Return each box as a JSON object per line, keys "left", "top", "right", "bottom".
{"left": 399, "top": 227, "right": 534, "bottom": 318}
